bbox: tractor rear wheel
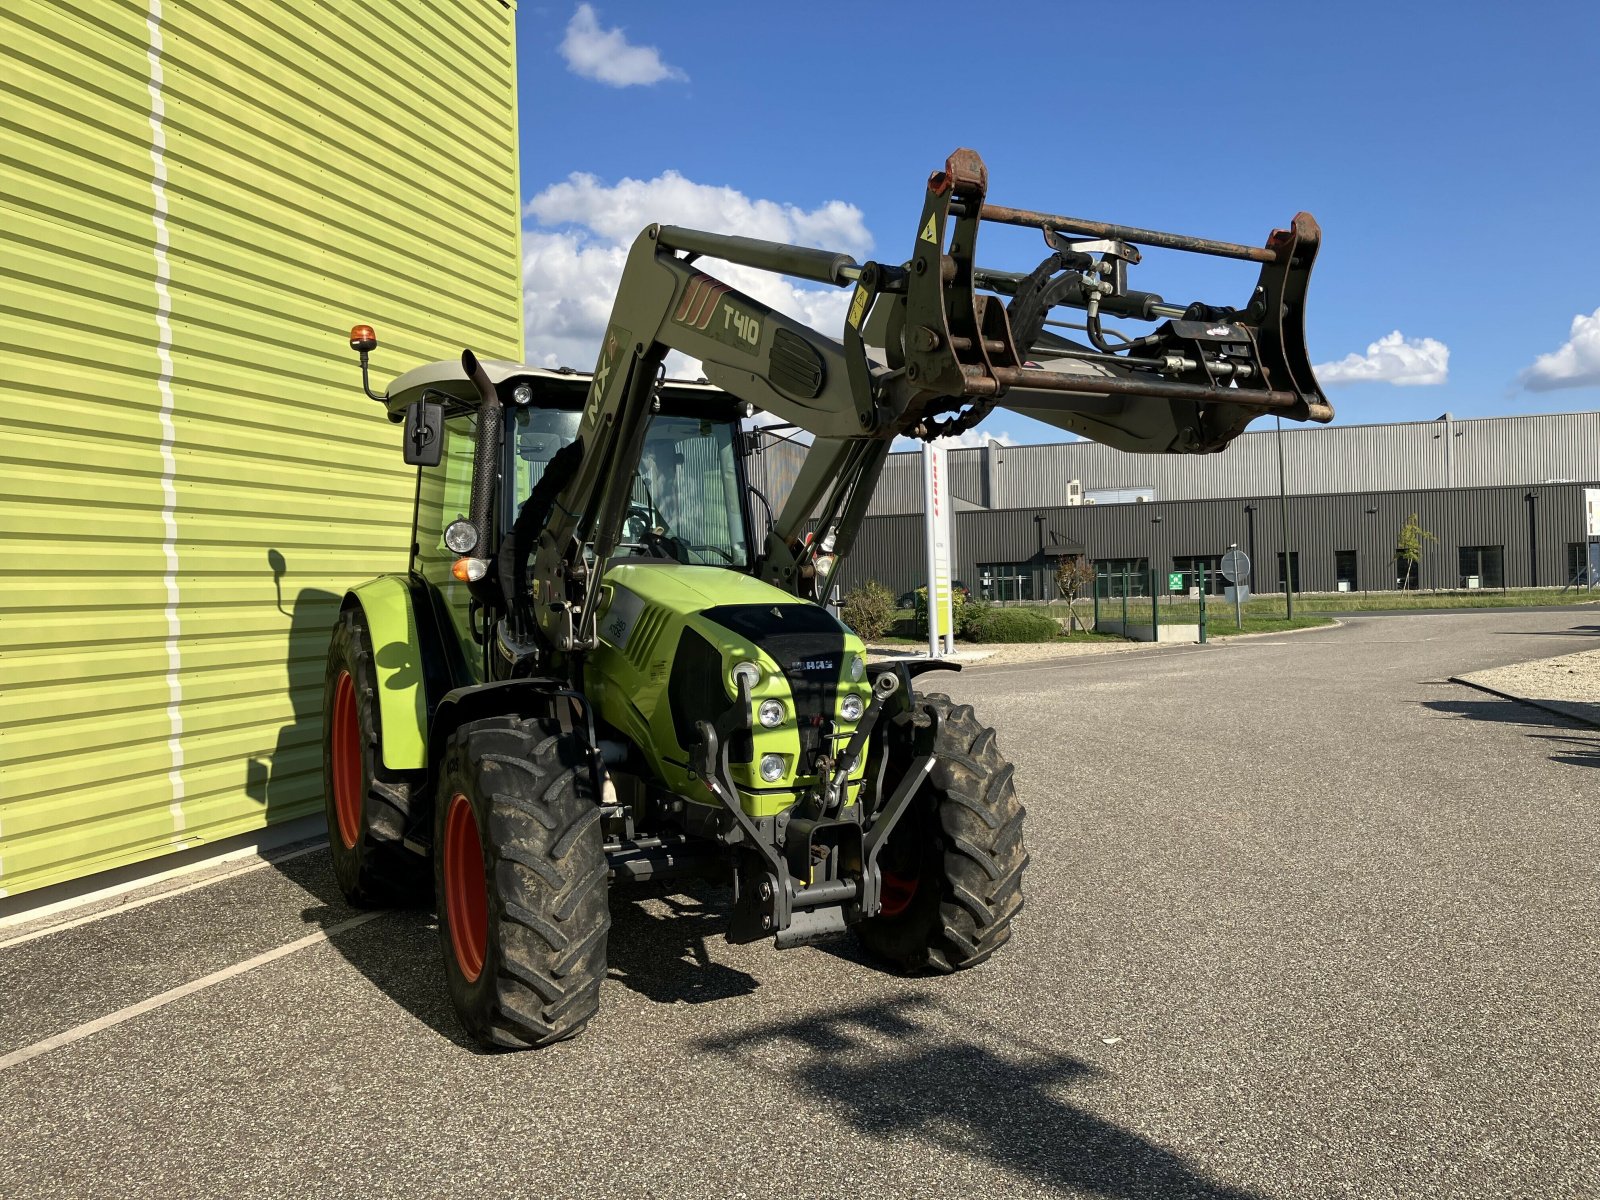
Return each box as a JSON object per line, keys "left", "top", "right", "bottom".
{"left": 854, "top": 692, "right": 1027, "bottom": 973}
{"left": 434, "top": 714, "right": 610, "bottom": 1050}
{"left": 322, "top": 607, "right": 428, "bottom": 907}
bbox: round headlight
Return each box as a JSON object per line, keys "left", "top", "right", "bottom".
{"left": 840, "top": 694, "right": 864, "bottom": 722}
{"left": 731, "top": 661, "right": 762, "bottom": 692}
{"left": 512, "top": 382, "right": 534, "bottom": 405}
{"left": 848, "top": 653, "right": 865, "bottom": 682}
{"left": 444, "top": 519, "right": 479, "bottom": 554}
{"left": 759, "top": 754, "right": 785, "bottom": 783}
{"left": 758, "top": 699, "right": 785, "bottom": 728}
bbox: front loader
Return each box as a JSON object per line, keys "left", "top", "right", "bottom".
{"left": 325, "top": 148, "right": 1328, "bottom": 1049}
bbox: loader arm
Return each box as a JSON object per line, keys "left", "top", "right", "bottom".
{"left": 524, "top": 148, "right": 1330, "bottom": 661}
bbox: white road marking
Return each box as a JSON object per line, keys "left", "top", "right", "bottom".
{"left": 0, "top": 911, "right": 384, "bottom": 1074}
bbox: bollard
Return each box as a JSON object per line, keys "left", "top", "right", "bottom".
{"left": 1198, "top": 566, "right": 1208, "bottom": 643}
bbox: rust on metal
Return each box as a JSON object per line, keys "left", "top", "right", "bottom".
{"left": 979, "top": 203, "right": 1279, "bottom": 264}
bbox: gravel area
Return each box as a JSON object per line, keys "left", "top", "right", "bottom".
{"left": 1455, "top": 647, "right": 1600, "bottom": 727}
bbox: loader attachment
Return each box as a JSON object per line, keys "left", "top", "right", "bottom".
{"left": 885, "top": 148, "right": 1330, "bottom": 454}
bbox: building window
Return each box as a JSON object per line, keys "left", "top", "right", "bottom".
{"left": 978, "top": 562, "right": 1036, "bottom": 602}
{"left": 1093, "top": 558, "right": 1149, "bottom": 597}
{"left": 1567, "top": 542, "right": 1595, "bottom": 587}
{"left": 1458, "top": 545, "right": 1503, "bottom": 589}
{"left": 1172, "top": 555, "right": 1225, "bottom": 595}
{"left": 1276, "top": 551, "right": 1301, "bottom": 593}
{"left": 1335, "top": 549, "right": 1358, "bottom": 592}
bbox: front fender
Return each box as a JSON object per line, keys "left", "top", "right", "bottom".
{"left": 345, "top": 576, "right": 430, "bottom": 771}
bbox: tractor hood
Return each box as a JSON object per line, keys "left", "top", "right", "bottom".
{"left": 587, "top": 562, "right": 870, "bottom": 818}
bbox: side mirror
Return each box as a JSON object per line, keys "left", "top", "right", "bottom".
{"left": 403, "top": 400, "right": 444, "bottom": 466}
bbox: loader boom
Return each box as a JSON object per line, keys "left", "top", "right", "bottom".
{"left": 525, "top": 148, "right": 1328, "bottom": 661}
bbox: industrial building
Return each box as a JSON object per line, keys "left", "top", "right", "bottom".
{"left": 0, "top": 1, "right": 523, "bottom": 899}
{"left": 748, "top": 410, "right": 1600, "bottom": 601}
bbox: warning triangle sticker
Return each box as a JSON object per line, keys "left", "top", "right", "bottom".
{"left": 919, "top": 214, "right": 938, "bottom": 244}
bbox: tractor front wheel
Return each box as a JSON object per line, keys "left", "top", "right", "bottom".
{"left": 854, "top": 693, "right": 1028, "bottom": 973}
{"left": 322, "top": 607, "right": 428, "bottom": 907}
{"left": 434, "top": 714, "right": 610, "bottom": 1050}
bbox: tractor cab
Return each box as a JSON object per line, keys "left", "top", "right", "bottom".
{"left": 375, "top": 353, "right": 761, "bottom": 682}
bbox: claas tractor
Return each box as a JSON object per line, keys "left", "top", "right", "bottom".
{"left": 324, "top": 148, "right": 1328, "bottom": 1049}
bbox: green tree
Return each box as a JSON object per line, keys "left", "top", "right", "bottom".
{"left": 1396, "top": 513, "right": 1437, "bottom": 590}
{"left": 1054, "top": 554, "right": 1096, "bottom": 631}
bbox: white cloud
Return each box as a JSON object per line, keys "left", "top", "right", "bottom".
{"left": 1519, "top": 307, "right": 1600, "bottom": 392}
{"left": 891, "top": 430, "right": 1017, "bottom": 452}
{"left": 559, "top": 4, "right": 686, "bottom": 87}
{"left": 522, "top": 170, "right": 871, "bottom": 377}
{"left": 526, "top": 171, "right": 870, "bottom": 257}
{"left": 1314, "top": 331, "right": 1449, "bottom": 386}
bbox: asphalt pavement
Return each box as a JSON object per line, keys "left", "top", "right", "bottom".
{"left": 2, "top": 609, "right": 1597, "bottom": 1199}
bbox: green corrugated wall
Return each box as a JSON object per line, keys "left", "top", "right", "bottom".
{"left": 0, "top": 0, "right": 523, "bottom": 897}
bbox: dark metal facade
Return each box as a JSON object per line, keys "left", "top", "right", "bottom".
{"left": 753, "top": 410, "right": 1600, "bottom": 519}
{"left": 834, "top": 481, "right": 1600, "bottom": 599}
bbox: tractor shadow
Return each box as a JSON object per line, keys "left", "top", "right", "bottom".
{"left": 694, "top": 995, "right": 1261, "bottom": 1199}
{"left": 606, "top": 879, "right": 761, "bottom": 1004}
{"left": 1421, "top": 695, "right": 1600, "bottom": 768}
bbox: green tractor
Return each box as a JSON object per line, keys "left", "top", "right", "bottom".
{"left": 325, "top": 149, "right": 1328, "bottom": 1048}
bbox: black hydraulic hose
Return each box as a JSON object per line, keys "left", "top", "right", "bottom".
{"left": 461, "top": 350, "right": 503, "bottom": 561}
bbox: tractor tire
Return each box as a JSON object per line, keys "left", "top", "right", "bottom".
{"left": 854, "top": 692, "right": 1028, "bottom": 974}
{"left": 434, "top": 715, "right": 610, "bottom": 1050}
{"left": 323, "top": 606, "right": 429, "bottom": 907}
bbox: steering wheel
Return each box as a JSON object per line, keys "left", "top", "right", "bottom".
{"left": 623, "top": 505, "right": 681, "bottom": 560}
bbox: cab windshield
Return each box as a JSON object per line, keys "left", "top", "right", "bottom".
{"left": 510, "top": 405, "right": 749, "bottom": 569}
{"left": 624, "top": 414, "right": 749, "bottom": 567}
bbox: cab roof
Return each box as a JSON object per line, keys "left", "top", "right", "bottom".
{"left": 384, "top": 358, "right": 722, "bottom": 421}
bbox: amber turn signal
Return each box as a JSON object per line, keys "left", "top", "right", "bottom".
{"left": 349, "top": 324, "right": 378, "bottom": 353}
{"left": 452, "top": 557, "right": 487, "bottom": 582}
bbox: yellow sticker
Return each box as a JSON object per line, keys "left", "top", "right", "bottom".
{"left": 919, "top": 214, "right": 939, "bottom": 244}
{"left": 847, "top": 283, "right": 870, "bottom": 329}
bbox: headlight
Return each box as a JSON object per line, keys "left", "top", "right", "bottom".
{"left": 759, "top": 754, "right": 785, "bottom": 783}
{"left": 444, "top": 519, "right": 478, "bottom": 554}
{"left": 758, "top": 699, "right": 785, "bottom": 728}
{"left": 840, "top": 694, "right": 864, "bottom": 722}
{"left": 848, "top": 653, "right": 865, "bottom": 682}
{"left": 731, "top": 661, "right": 762, "bottom": 692}
{"left": 512, "top": 382, "right": 534, "bottom": 405}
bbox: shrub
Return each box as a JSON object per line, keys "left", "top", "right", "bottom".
{"left": 840, "top": 579, "right": 896, "bottom": 641}
{"left": 965, "top": 607, "right": 1059, "bottom": 643}
{"left": 955, "top": 598, "right": 990, "bottom": 639}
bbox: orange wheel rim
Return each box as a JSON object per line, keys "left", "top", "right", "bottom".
{"left": 443, "top": 793, "right": 488, "bottom": 982}
{"left": 879, "top": 869, "right": 919, "bottom": 918}
{"left": 330, "top": 671, "right": 362, "bottom": 850}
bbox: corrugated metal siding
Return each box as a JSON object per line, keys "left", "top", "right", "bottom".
{"left": 0, "top": 0, "right": 522, "bottom": 897}
{"left": 857, "top": 412, "right": 1600, "bottom": 514}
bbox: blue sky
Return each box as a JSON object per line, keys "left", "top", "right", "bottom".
{"left": 512, "top": 2, "right": 1600, "bottom": 445}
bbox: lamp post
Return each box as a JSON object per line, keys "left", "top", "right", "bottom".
{"left": 1275, "top": 415, "right": 1293, "bottom": 619}
{"left": 1365, "top": 507, "right": 1379, "bottom": 594}
{"left": 1244, "top": 503, "right": 1257, "bottom": 588}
